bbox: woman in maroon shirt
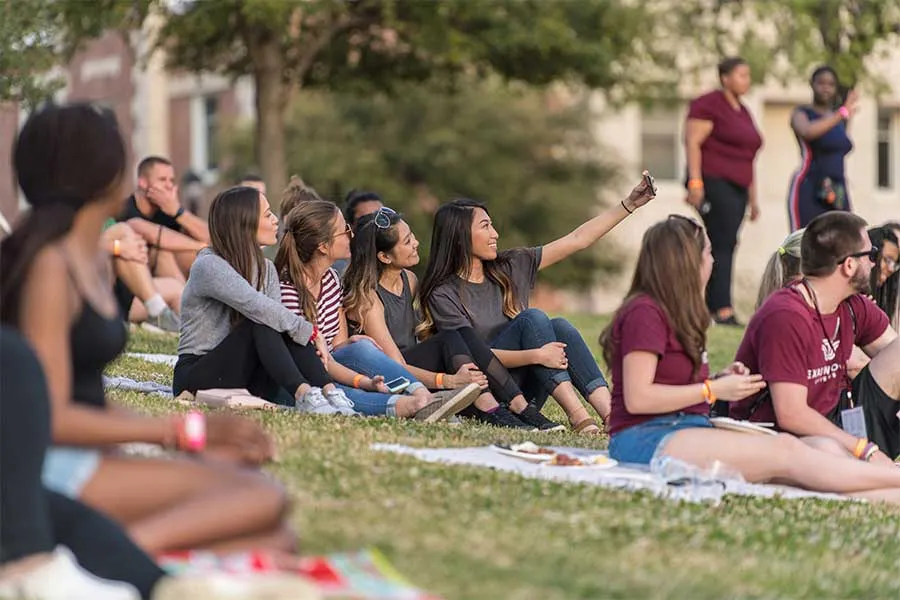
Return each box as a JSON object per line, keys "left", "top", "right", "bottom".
{"left": 599, "top": 215, "right": 900, "bottom": 503}
{"left": 684, "top": 57, "right": 763, "bottom": 326}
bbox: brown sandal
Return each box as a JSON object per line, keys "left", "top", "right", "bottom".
{"left": 573, "top": 417, "right": 601, "bottom": 435}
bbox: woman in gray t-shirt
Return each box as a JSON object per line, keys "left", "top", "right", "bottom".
{"left": 418, "top": 175, "right": 657, "bottom": 434}
{"left": 344, "top": 208, "right": 541, "bottom": 430}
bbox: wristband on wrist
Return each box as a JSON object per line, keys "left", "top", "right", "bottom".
{"left": 435, "top": 373, "right": 445, "bottom": 389}
{"left": 852, "top": 437, "right": 868, "bottom": 459}
{"left": 177, "top": 411, "right": 207, "bottom": 453}
{"left": 687, "top": 178, "right": 704, "bottom": 190}
{"left": 621, "top": 200, "right": 634, "bottom": 214}
{"left": 701, "top": 380, "right": 716, "bottom": 405}
{"left": 112, "top": 239, "right": 121, "bottom": 257}
{"left": 173, "top": 206, "right": 185, "bottom": 219}
{"left": 309, "top": 326, "right": 319, "bottom": 343}
{"left": 352, "top": 374, "right": 364, "bottom": 389}
{"left": 838, "top": 106, "right": 850, "bottom": 120}
{"left": 862, "top": 442, "right": 879, "bottom": 462}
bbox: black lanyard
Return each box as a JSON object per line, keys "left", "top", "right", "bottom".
{"left": 799, "top": 279, "right": 854, "bottom": 404}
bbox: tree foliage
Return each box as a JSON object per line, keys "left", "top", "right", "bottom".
{"left": 223, "top": 79, "right": 623, "bottom": 288}
{"left": 154, "top": 0, "right": 676, "bottom": 199}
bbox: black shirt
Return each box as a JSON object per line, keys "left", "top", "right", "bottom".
{"left": 119, "top": 194, "right": 181, "bottom": 231}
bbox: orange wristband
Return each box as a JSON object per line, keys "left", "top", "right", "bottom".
{"left": 352, "top": 374, "right": 364, "bottom": 389}
{"left": 853, "top": 438, "right": 868, "bottom": 459}
{"left": 435, "top": 373, "right": 445, "bottom": 389}
{"left": 113, "top": 239, "right": 121, "bottom": 257}
{"left": 701, "top": 380, "right": 716, "bottom": 405}
{"left": 688, "top": 178, "right": 704, "bottom": 190}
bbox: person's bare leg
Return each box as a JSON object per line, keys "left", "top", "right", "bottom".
{"left": 115, "top": 259, "right": 157, "bottom": 305}
{"left": 548, "top": 381, "right": 599, "bottom": 432}
{"left": 154, "top": 250, "right": 186, "bottom": 284}
{"left": 802, "top": 435, "right": 849, "bottom": 457}
{"left": 174, "top": 250, "right": 198, "bottom": 279}
{"left": 473, "top": 392, "right": 500, "bottom": 412}
{"left": 79, "top": 456, "right": 290, "bottom": 555}
{"left": 153, "top": 277, "right": 183, "bottom": 314}
{"left": 867, "top": 336, "right": 900, "bottom": 400}
{"left": 662, "top": 429, "right": 900, "bottom": 497}
{"left": 587, "top": 386, "right": 612, "bottom": 421}
{"left": 395, "top": 394, "right": 429, "bottom": 417}
{"left": 508, "top": 394, "right": 528, "bottom": 413}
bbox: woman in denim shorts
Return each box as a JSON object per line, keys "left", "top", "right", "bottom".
{"left": 597, "top": 215, "right": 900, "bottom": 503}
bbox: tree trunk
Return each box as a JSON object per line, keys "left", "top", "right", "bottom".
{"left": 253, "top": 38, "right": 288, "bottom": 208}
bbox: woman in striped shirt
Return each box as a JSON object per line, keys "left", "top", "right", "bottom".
{"left": 275, "top": 200, "right": 479, "bottom": 421}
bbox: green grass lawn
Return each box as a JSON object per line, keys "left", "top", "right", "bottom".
{"left": 112, "top": 319, "right": 900, "bottom": 599}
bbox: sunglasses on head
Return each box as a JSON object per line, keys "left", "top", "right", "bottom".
{"left": 836, "top": 246, "right": 879, "bottom": 265}
{"left": 668, "top": 214, "right": 703, "bottom": 235}
{"left": 365, "top": 206, "right": 397, "bottom": 229}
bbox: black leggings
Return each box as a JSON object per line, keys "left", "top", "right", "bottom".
{"left": 173, "top": 320, "right": 332, "bottom": 401}
{"left": 403, "top": 327, "right": 523, "bottom": 403}
{"left": 700, "top": 176, "right": 748, "bottom": 313}
{"left": 0, "top": 328, "right": 164, "bottom": 600}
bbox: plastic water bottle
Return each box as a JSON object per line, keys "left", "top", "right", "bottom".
{"left": 650, "top": 456, "right": 744, "bottom": 502}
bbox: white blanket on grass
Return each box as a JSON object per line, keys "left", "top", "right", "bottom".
{"left": 372, "top": 444, "right": 851, "bottom": 505}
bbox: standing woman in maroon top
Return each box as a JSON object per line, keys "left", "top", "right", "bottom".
{"left": 684, "top": 57, "right": 764, "bottom": 326}
{"left": 599, "top": 216, "right": 900, "bottom": 504}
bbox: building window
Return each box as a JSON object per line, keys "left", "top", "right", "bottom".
{"left": 877, "top": 108, "right": 894, "bottom": 190}
{"left": 640, "top": 107, "right": 681, "bottom": 181}
{"left": 204, "top": 95, "right": 218, "bottom": 171}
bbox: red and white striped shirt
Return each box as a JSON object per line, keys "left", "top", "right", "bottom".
{"left": 280, "top": 268, "right": 343, "bottom": 350}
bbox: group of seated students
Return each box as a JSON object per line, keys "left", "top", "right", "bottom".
{"left": 3, "top": 102, "right": 900, "bottom": 597}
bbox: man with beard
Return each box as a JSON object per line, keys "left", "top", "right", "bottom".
{"left": 730, "top": 212, "right": 900, "bottom": 462}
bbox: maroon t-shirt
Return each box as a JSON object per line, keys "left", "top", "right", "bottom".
{"left": 608, "top": 295, "right": 711, "bottom": 435}
{"left": 687, "top": 90, "right": 763, "bottom": 189}
{"left": 731, "top": 288, "right": 888, "bottom": 425}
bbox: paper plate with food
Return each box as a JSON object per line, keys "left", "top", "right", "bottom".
{"left": 492, "top": 442, "right": 618, "bottom": 468}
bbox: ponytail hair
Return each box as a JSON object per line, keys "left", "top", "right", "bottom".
{"left": 274, "top": 200, "right": 340, "bottom": 322}
{"left": 1, "top": 103, "right": 126, "bottom": 325}
{"left": 755, "top": 228, "right": 804, "bottom": 310}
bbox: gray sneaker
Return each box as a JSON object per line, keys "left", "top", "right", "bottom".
{"left": 414, "top": 383, "right": 481, "bottom": 423}
{"left": 324, "top": 388, "right": 359, "bottom": 416}
{"left": 295, "top": 387, "right": 340, "bottom": 415}
{"left": 141, "top": 307, "right": 181, "bottom": 334}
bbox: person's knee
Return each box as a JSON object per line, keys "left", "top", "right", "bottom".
{"left": 869, "top": 337, "right": 900, "bottom": 400}
{"left": 803, "top": 436, "right": 847, "bottom": 457}
{"left": 239, "top": 473, "right": 291, "bottom": 522}
{"left": 550, "top": 317, "right": 577, "bottom": 336}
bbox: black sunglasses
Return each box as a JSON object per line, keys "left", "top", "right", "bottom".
{"left": 837, "top": 246, "right": 879, "bottom": 265}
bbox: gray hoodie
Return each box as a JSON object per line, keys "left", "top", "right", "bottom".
{"left": 178, "top": 248, "right": 314, "bottom": 356}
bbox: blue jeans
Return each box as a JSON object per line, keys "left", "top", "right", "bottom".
{"left": 491, "top": 309, "right": 607, "bottom": 408}
{"left": 336, "top": 385, "right": 401, "bottom": 417}
{"left": 332, "top": 340, "right": 424, "bottom": 417}
{"left": 609, "top": 413, "right": 713, "bottom": 465}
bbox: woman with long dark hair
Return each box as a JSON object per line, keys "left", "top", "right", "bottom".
{"left": 868, "top": 226, "right": 899, "bottom": 323}
{"left": 787, "top": 66, "right": 858, "bottom": 231}
{"left": 418, "top": 176, "right": 656, "bottom": 434}
{"left": 343, "top": 207, "right": 538, "bottom": 430}
{"left": 0, "top": 103, "right": 294, "bottom": 556}
{"left": 684, "top": 57, "right": 764, "bottom": 326}
{"left": 275, "top": 200, "right": 480, "bottom": 422}
{"left": 599, "top": 215, "right": 900, "bottom": 503}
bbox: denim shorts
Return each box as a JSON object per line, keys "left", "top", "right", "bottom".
{"left": 42, "top": 446, "right": 102, "bottom": 498}
{"left": 608, "top": 413, "right": 713, "bottom": 465}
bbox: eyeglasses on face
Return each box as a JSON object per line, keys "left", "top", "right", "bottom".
{"left": 836, "top": 246, "right": 879, "bottom": 265}
{"left": 881, "top": 256, "right": 898, "bottom": 273}
{"left": 333, "top": 223, "right": 353, "bottom": 239}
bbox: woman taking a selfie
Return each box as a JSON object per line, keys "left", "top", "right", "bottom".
{"left": 787, "top": 66, "right": 857, "bottom": 231}
{"left": 601, "top": 215, "right": 900, "bottom": 503}
{"left": 343, "top": 207, "right": 540, "bottom": 430}
{"left": 419, "top": 175, "right": 657, "bottom": 434}
{"left": 684, "top": 56, "right": 763, "bottom": 326}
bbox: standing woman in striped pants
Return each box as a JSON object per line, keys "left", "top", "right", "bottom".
{"left": 787, "top": 66, "right": 857, "bottom": 232}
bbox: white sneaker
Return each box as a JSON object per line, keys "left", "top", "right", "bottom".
{"left": 324, "top": 388, "right": 359, "bottom": 416}
{"left": 295, "top": 387, "right": 340, "bottom": 415}
{"left": 0, "top": 546, "right": 139, "bottom": 600}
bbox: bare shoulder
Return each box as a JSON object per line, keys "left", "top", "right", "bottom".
{"left": 404, "top": 269, "right": 418, "bottom": 293}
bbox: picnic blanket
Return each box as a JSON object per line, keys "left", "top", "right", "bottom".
{"left": 372, "top": 443, "right": 851, "bottom": 505}
{"left": 160, "top": 548, "right": 439, "bottom": 599}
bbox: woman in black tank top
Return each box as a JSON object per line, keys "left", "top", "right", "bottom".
{"left": 0, "top": 103, "right": 297, "bottom": 557}
{"left": 344, "top": 208, "right": 549, "bottom": 430}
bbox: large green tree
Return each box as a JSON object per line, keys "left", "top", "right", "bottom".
{"left": 154, "top": 0, "right": 675, "bottom": 202}
{"left": 223, "top": 79, "right": 622, "bottom": 288}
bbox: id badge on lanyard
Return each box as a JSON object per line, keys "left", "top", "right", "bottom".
{"left": 840, "top": 388, "right": 867, "bottom": 438}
